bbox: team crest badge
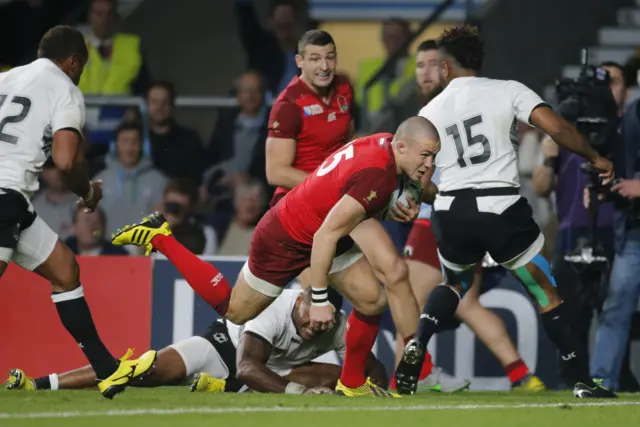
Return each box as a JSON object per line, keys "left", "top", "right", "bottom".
{"left": 366, "top": 191, "right": 377, "bottom": 202}
{"left": 337, "top": 95, "right": 348, "bottom": 112}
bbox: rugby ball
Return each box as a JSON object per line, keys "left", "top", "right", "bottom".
{"left": 384, "top": 179, "right": 423, "bottom": 220}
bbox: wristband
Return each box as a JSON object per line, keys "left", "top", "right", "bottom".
{"left": 311, "top": 286, "right": 330, "bottom": 306}
{"left": 285, "top": 382, "right": 306, "bottom": 394}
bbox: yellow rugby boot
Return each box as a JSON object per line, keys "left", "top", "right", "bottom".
{"left": 335, "top": 377, "right": 400, "bottom": 397}
{"left": 111, "top": 212, "right": 172, "bottom": 256}
{"left": 513, "top": 374, "right": 546, "bottom": 392}
{"left": 97, "top": 349, "right": 158, "bottom": 399}
{"left": 6, "top": 369, "right": 36, "bottom": 391}
{"left": 190, "top": 372, "right": 226, "bottom": 393}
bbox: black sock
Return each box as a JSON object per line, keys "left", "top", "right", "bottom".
{"left": 52, "top": 285, "right": 118, "bottom": 380}
{"left": 541, "top": 303, "right": 591, "bottom": 385}
{"left": 416, "top": 285, "right": 461, "bottom": 348}
{"left": 34, "top": 376, "right": 51, "bottom": 390}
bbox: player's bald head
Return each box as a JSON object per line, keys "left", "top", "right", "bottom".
{"left": 393, "top": 116, "right": 439, "bottom": 147}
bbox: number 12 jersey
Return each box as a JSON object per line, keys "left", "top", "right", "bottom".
{"left": 418, "top": 76, "right": 546, "bottom": 192}
{"left": 0, "top": 59, "right": 85, "bottom": 197}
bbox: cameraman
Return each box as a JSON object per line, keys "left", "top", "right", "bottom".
{"left": 589, "top": 66, "right": 640, "bottom": 391}
{"left": 532, "top": 61, "right": 625, "bottom": 388}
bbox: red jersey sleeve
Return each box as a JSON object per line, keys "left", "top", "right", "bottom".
{"left": 340, "top": 167, "right": 395, "bottom": 216}
{"left": 267, "top": 99, "right": 301, "bottom": 139}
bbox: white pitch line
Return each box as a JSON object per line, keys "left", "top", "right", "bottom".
{"left": 1, "top": 401, "right": 639, "bottom": 419}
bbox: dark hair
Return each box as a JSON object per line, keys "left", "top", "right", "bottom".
{"left": 164, "top": 178, "right": 198, "bottom": 206}
{"left": 115, "top": 121, "right": 143, "bottom": 140}
{"left": 417, "top": 39, "right": 437, "bottom": 53}
{"left": 37, "top": 25, "right": 88, "bottom": 62}
{"left": 298, "top": 30, "right": 335, "bottom": 54}
{"left": 146, "top": 81, "right": 176, "bottom": 105}
{"left": 383, "top": 18, "right": 411, "bottom": 33}
{"left": 600, "top": 61, "right": 627, "bottom": 86}
{"left": 269, "top": 0, "right": 296, "bottom": 16}
{"left": 437, "top": 24, "right": 485, "bottom": 72}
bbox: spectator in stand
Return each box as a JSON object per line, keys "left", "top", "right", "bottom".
{"left": 65, "top": 206, "right": 128, "bottom": 256}
{"left": 78, "top": 0, "right": 150, "bottom": 96}
{"left": 202, "top": 70, "right": 271, "bottom": 210}
{"left": 216, "top": 181, "right": 267, "bottom": 256}
{"left": 94, "top": 122, "right": 167, "bottom": 237}
{"left": 235, "top": 0, "right": 308, "bottom": 97}
{"left": 78, "top": 0, "right": 151, "bottom": 145}
{"left": 154, "top": 179, "right": 216, "bottom": 255}
{"left": 32, "top": 160, "right": 77, "bottom": 241}
{"left": 146, "top": 81, "right": 206, "bottom": 185}
{"left": 355, "top": 18, "right": 415, "bottom": 115}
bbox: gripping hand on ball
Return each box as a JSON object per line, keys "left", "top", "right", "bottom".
{"left": 390, "top": 197, "right": 419, "bottom": 223}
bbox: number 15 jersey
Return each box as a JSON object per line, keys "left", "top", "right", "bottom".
{"left": 418, "top": 76, "right": 545, "bottom": 192}
{"left": 0, "top": 59, "right": 85, "bottom": 197}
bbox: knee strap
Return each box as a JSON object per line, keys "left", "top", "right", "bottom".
{"left": 514, "top": 254, "right": 556, "bottom": 308}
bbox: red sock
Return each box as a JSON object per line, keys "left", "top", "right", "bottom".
{"left": 152, "top": 235, "right": 231, "bottom": 315}
{"left": 505, "top": 359, "right": 530, "bottom": 384}
{"left": 340, "top": 311, "right": 381, "bottom": 388}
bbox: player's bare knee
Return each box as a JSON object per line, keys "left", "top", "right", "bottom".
{"left": 224, "top": 305, "right": 254, "bottom": 325}
{"left": 351, "top": 286, "right": 386, "bottom": 316}
{"left": 51, "top": 254, "right": 80, "bottom": 292}
{"left": 377, "top": 257, "right": 409, "bottom": 293}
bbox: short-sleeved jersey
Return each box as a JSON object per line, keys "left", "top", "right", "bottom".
{"left": 278, "top": 134, "right": 397, "bottom": 246}
{"left": 0, "top": 59, "right": 85, "bottom": 197}
{"left": 268, "top": 75, "right": 353, "bottom": 198}
{"left": 227, "top": 290, "right": 347, "bottom": 373}
{"left": 419, "top": 77, "right": 546, "bottom": 192}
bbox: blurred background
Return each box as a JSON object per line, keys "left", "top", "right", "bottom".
{"left": 1, "top": 0, "right": 640, "bottom": 391}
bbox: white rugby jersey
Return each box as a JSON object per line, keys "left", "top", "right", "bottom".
{"left": 418, "top": 77, "right": 545, "bottom": 192}
{"left": 227, "top": 289, "right": 347, "bottom": 374}
{"left": 0, "top": 59, "right": 85, "bottom": 196}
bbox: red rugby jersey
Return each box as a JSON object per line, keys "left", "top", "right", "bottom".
{"left": 267, "top": 75, "right": 353, "bottom": 199}
{"left": 277, "top": 134, "right": 397, "bottom": 246}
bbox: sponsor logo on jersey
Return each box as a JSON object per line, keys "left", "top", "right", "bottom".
{"left": 366, "top": 191, "right": 377, "bottom": 202}
{"left": 303, "top": 104, "right": 324, "bottom": 116}
{"left": 272, "top": 121, "right": 279, "bottom": 129}
{"left": 337, "top": 95, "right": 348, "bottom": 112}
{"left": 213, "top": 332, "right": 229, "bottom": 344}
{"left": 327, "top": 112, "right": 336, "bottom": 122}
{"left": 403, "top": 245, "right": 413, "bottom": 258}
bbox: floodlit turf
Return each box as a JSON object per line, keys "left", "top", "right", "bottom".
{"left": 0, "top": 388, "right": 639, "bottom": 427}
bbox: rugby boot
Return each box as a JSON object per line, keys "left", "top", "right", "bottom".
{"left": 335, "top": 377, "right": 400, "bottom": 397}
{"left": 394, "top": 339, "right": 425, "bottom": 395}
{"left": 97, "top": 349, "right": 158, "bottom": 399}
{"left": 5, "top": 369, "right": 36, "bottom": 391}
{"left": 190, "top": 372, "right": 226, "bottom": 393}
{"left": 111, "top": 212, "right": 172, "bottom": 255}
{"left": 573, "top": 378, "right": 617, "bottom": 398}
{"left": 513, "top": 374, "right": 546, "bottom": 392}
{"left": 416, "top": 366, "right": 470, "bottom": 393}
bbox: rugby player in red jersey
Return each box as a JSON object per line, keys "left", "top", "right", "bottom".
{"left": 111, "top": 116, "right": 437, "bottom": 396}
{"left": 264, "top": 29, "right": 416, "bottom": 289}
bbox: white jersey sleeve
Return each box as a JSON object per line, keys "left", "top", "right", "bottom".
{"left": 51, "top": 85, "right": 85, "bottom": 134}
{"left": 508, "top": 80, "right": 545, "bottom": 125}
{"left": 242, "top": 297, "right": 288, "bottom": 346}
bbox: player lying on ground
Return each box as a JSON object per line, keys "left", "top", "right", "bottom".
{"left": 394, "top": 25, "right": 615, "bottom": 399}
{"left": 7, "top": 288, "right": 387, "bottom": 394}
{"left": 390, "top": 40, "right": 544, "bottom": 393}
{"left": 0, "top": 25, "right": 155, "bottom": 400}
{"left": 111, "top": 117, "right": 438, "bottom": 397}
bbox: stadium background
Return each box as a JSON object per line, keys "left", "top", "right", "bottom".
{"left": 1, "top": 0, "right": 640, "bottom": 391}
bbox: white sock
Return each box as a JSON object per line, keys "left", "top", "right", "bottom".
{"left": 49, "top": 374, "right": 59, "bottom": 390}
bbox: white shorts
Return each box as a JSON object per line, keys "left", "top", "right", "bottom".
{"left": 0, "top": 215, "right": 58, "bottom": 271}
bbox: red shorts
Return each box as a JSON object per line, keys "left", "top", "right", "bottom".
{"left": 404, "top": 219, "right": 441, "bottom": 269}
{"left": 269, "top": 190, "right": 287, "bottom": 208}
{"left": 246, "top": 208, "right": 362, "bottom": 297}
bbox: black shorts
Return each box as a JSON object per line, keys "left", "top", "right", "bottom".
{"left": 431, "top": 188, "right": 540, "bottom": 268}
{"left": 0, "top": 188, "right": 36, "bottom": 250}
{"left": 199, "top": 320, "right": 244, "bottom": 392}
